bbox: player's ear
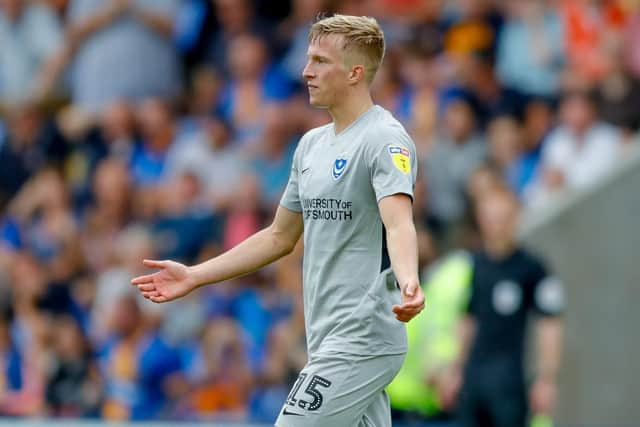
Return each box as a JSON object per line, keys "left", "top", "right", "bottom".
{"left": 349, "top": 65, "right": 365, "bottom": 84}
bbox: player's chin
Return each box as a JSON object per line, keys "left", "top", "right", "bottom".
{"left": 308, "top": 96, "right": 327, "bottom": 108}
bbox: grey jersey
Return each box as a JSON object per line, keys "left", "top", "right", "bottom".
{"left": 280, "top": 106, "right": 418, "bottom": 357}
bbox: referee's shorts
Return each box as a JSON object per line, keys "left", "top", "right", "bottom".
{"left": 457, "top": 378, "right": 528, "bottom": 427}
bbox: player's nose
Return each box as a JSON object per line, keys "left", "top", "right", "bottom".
{"left": 302, "top": 62, "right": 315, "bottom": 80}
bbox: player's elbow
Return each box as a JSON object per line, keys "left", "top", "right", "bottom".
{"left": 268, "top": 226, "right": 299, "bottom": 257}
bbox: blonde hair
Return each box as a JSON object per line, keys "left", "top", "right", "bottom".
{"left": 309, "top": 14, "right": 385, "bottom": 84}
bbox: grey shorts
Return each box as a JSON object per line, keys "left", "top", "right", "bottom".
{"left": 275, "top": 352, "right": 405, "bottom": 427}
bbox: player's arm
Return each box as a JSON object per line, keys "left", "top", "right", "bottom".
{"left": 530, "top": 316, "right": 563, "bottom": 415}
{"left": 131, "top": 205, "right": 303, "bottom": 303}
{"left": 378, "top": 193, "right": 425, "bottom": 322}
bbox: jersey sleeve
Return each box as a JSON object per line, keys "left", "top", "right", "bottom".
{"left": 369, "top": 127, "right": 417, "bottom": 203}
{"left": 530, "top": 260, "right": 565, "bottom": 317}
{"left": 279, "top": 138, "right": 303, "bottom": 212}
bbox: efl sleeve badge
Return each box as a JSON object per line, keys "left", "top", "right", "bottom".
{"left": 388, "top": 145, "right": 411, "bottom": 174}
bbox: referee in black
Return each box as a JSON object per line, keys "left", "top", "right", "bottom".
{"left": 446, "top": 186, "right": 565, "bottom": 427}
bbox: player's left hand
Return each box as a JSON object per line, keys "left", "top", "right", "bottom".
{"left": 392, "top": 281, "right": 425, "bottom": 322}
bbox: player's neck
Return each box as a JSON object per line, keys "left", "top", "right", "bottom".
{"left": 329, "top": 90, "right": 374, "bottom": 135}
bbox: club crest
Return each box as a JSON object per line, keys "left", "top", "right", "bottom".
{"left": 332, "top": 158, "right": 348, "bottom": 180}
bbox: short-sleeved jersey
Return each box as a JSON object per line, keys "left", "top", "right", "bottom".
{"left": 280, "top": 105, "right": 417, "bottom": 357}
{"left": 465, "top": 248, "right": 565, "bottom": 383}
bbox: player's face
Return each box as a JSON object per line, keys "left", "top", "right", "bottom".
{"left": 302, "top": 35, "right": 351, "bottom": 109}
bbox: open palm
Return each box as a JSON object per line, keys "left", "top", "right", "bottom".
{"left": 131, "top": 259, "right": 194, "bottom": 303}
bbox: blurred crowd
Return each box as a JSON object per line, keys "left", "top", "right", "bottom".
{"left": 0, "top": 0, "right": 638, "bottom": 422}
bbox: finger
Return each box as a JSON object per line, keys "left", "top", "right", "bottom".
{"left": 399, "top": 298, "right": 425, "bottom": 310}
{"left": 402, "top": 301, "right": 426, "bottom": 312}
{"left": 137, "top": 284, "right": 156, "bottom": 292}
{"left": 142, "top": 291, "right": 160, "bottom": 299}
{"left": 131, "top": 274, "right": 155, "bottom": 285}
{"left": 150, "top": 295, "right": 168, "bottom": 303}
{"left": 393, "top": 306, "right": 423, "bottom": 319}
{"left": 393, "top": 304, "right": 423, "bottom": 314}
{"left": 143, "top": 259, "right": 168, "bottom": 269}
{"left": 395, "top": 314, "right": 411, "bottom": 322}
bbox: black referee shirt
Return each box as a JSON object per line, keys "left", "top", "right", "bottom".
{"left": 465, "top": 248, "right": 564, "bottom": 386}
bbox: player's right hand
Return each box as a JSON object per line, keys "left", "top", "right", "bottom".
{"left": 130, "top": 259, "right": 195, "bottom": 303}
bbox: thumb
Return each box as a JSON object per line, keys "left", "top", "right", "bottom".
{"left": 404, "top": 281, "right": 417, "bottom": 297}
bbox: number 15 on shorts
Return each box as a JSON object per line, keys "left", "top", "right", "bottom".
{"left": 286, "top": 373, "right": 332, "bottom": 411}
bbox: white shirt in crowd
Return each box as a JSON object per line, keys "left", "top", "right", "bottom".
{"left": 525, "top": 122, "right": 621, "bottom": 208}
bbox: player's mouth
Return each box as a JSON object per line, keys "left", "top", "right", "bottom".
{"left": 307, "top": 84, "right": 318, "bottom": 91}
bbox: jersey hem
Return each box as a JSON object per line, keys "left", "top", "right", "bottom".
{"left": 311, "top": 345, "right": 407, "bottom": 359}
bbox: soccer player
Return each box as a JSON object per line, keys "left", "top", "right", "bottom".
{"left": 131, "top": 14, "right": 425, "bottom": 426}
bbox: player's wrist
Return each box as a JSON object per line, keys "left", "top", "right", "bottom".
{"left": 186, "top": 265, "right": 204, "bottom": 290}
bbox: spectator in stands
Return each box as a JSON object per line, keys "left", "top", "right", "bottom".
{"left": 447, "top": 187, "right": 565, "bottom": 427}
{"left": 453, "top": 50, "right": 527, "bottom": 127}
{"left": 497, "top": 0, "right": 566, "bottom": 98}
{"left": 64, "top": 0, "right": 181, "bottom": 113}
{"left": 624, "top": 6, "right": 640, "bottom": 78}
{"left": 593, "top": 38, "right": 640, "bottom": 136}
{"left": 64, "top": 100, "right": 138, "bottom": 206}
{"left": 99, "top": 294, "right": 182, "bottom": 421}
{"left": 3, "top": 253, "right": 52, "bottom": 416}
{"left": 486, "top": 115, "right": 523, "bottom": 193}
{"left": 251, "top": 103, "right": 297, "bottom": 210}
{"left": 9, "top": 169, "right": 82, "bottom": 283}
{"left": 218, "top": 33, "right": 295, "bottom": 147}
{"left": 0, "top": 0, "right": 63, "bottom": 103}
{"left": 0, "top": 104, "right": 68, "bottom": 204}
{"left": 91, "top": 224, "right": 157, "bottom": 344}
{"left": 166, "top": 116, "right": 247, "bottom": 213}
{"left": 204, "top": 0, "right": 272, "bottom": 75}
{"left": 559, "top": 0, "right": 629, "bottom": 86}
{"left": 0, "top": 303, "right": 43, "bottom": 416}
{"left": 527, "top": 90, "right": 622, "bottom": 207}
{"left": 80, "top": 159, "right": 132, "bottom": 274}
{"left": 130, "top": 97, "right": 177, "bottom": 188}
{"left": 423, "top": 97, "right": 486, "bottom": 247}
{"left": 443, "top": 0, "right": 502, "bottom": 60}
{"left": 516, "top": 98, "right": 555, "bottom": 198}
{"left": 179, "top": 66, "right": 223, "bottom": 137}
{"left": 45, "top": 315, "right": 102, "bottom": 417}
{"left": 151, "top": 172, "right": 222, "bottom": 263}
{"left": 179, "top": 317, "right": 253, "bottom": 421}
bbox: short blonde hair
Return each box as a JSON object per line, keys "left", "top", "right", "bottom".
{"left": 309, "top": 14, "right": 385, "bottom": 84}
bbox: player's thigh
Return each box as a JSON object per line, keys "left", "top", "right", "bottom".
{"left": 358, "top": 389, "right": 392, "bottom": 427}
{"left": 275, "top": 353, "right": 404, "bottom": 427}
